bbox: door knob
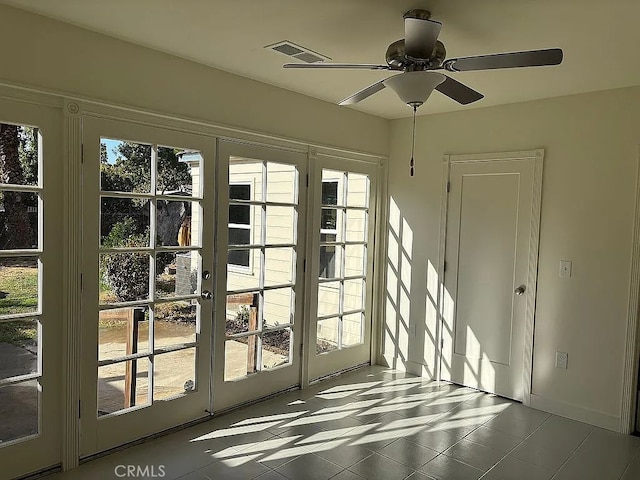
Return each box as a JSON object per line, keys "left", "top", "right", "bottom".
{"left": 514, "top": 285, "right": 526, "bottom": 296}
{"left": 201, "top": 290, "right": 212, "bottom": 300}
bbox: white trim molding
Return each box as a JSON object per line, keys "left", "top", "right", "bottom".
{"left": 620, "top": 149, "right": 640, "bottom": 434}
{"left": 62, "top": 100, "right": 82, "bottom": 470}
{"left": 531, "top": 394, "right": 620, "bottom": 432}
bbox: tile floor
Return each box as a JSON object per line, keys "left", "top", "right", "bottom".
{"left": 46, "top": 367, "right": 640, "bottom": 480}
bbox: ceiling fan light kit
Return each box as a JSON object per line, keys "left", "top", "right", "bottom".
{"left": 283, "top": 9, "right": 564, "bottom": 175}
{"left": 384, "top": 71, "right": 446, "bottom": 108}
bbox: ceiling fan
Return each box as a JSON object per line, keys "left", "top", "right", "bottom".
{"left": 283, "top": 9, "right": 563, "bottom": 109}
{"left": 283, "top": 9, "right": 563, "bottom": 175}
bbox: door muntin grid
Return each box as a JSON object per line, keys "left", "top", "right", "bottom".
{"left": 316, "top": 169, "right": 370, "bottom": 354}
{"left": 97, "top": 139, "right": 204, "bottom": 417}
{"left": 0, "top": 122, "right": 43, "bottom": 445}
{"left": 225, "top": 159, "right": 298, "bottom": 381}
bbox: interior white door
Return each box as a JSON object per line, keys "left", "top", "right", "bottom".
{"left": 307, "top": 155, "right": 378, "bottom": 382}
{"left": 80, "top": 117, "right": 215, "bottom": 456}
{"left": 442, "top": 156, "right": 539, "bottom": 401}
{"left": 213, "top": 140, "right": 307, "bottom": 411}
{"left": 0, "top": 99, "right": 63, "bottom": 478}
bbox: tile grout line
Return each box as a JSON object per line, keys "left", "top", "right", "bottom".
{"left": 476, "top": 409, "right": 556, "bottom": 479}
{"left": 547, "top": 427, "right": 595, "bottom": 480}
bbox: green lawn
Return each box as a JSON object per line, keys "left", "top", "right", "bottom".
{"left": 0, "top": 265, "right": 38, "bottom": 315}
{"left": 0, "top": 265, "right": 38, "bottom": 345}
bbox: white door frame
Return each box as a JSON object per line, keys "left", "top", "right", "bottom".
{"left": 620, "top": 150, "right": 640, "bottom": 434}
{"left": 436, "top": 149, "right": 544, "bottom": 407}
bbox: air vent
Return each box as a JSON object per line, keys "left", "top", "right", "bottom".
{"left": 266, "top": 41, "right": 330, "bottom": 64}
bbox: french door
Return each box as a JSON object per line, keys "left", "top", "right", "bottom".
{"left": 0, "top": 99, "right": 63, "bottom": 478}
{"left": 80, "top": 117, "right": 215, "bottom": 456}
{"left": 213, "top": 141, "right": 307, "bottom": 411}
{"left": 307, "top": 155, "right": 377, "bottom": 381}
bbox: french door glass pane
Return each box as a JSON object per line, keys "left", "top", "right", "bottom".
{"left": 321, "top": 170, "right": 345, "bottom": 206}
{"left": 156, "top": 251, "right": 199, "bottom": 298}
{"left": 317, "top": 318, "right": 339, "bottom": 354}
{"left": 98, "top": 307, "right": 149, "bottom": 362}
{"left": 226, "top": 293, "right": 259, "bottom": 335}
{"left": 156, "top": 146, "right": 197, "bottom": 197}
{"left": 157, "top": 201, "right": 198, "bottom": 247}
{"left": 342, "top": 312, "right": 363, "bottom": 347}
{"left": 318, "top": 283, "right": 340, "bottom": 317}
{"left": 266, "top": 162, "right": 297, "bottom": 203}
{"left": 98, "top": 359, "right": 150, "bottom": 416}
{"left": 345, "top": 244, "right": 366, "bottom": 276}
{"left": 345, "top": 209, "right": 367, "bottom": 242}
{"left": 265, "top": 206, "right": 296, "bottom": 244}
{"left": 264, "top": 247, "right": 294, "bottom": 287}
{"left": 0, "top": 380, "right": 38, "bottom": 442}
{"left": 0, "top": 191, "right": 39, "bottom": 250}
{"left": 0, "top": 257, "right": 38, "bottom": 315}
{"left": 153, "top": 348, "right": 196, "bottom": 400}
{"left": 0, "top": 319, "right": 38, "bottom": 379}
{"left": 344, "top": 278, "right": 365, "bottom": 312}
{"left": 100, "top": 138, "right": 151, "bottom": 193}
{"left": 224, "top": 338, "right": 256, "bottom": 381}
{"left": 262, "top": 328, "right": 291, "bottom": 369}
{"left": 99, "top": 253, "right": 150, "bottom": 304}
{"left": 100, "top": 197, "right": 151, "bottom": 247}
{"left": 263, "top": 287, "right": 293, "bottom": 327}
{"left": 153, "top": 301, "right": 197, "bottom": 348}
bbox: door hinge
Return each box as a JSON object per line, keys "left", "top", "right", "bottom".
{"left": 303, "top": 259, "right": 306, "bottom": 272}
{"left": 306, "top": 174, "right": 309, "bottom": 187}
{"left": 80, "top": 273, "right": 83, "bottom": 292}
{"left": 78, "top": 400, "right": 81, "bottom": 418}
{"left": 443, "top": 261, "right": 447, "bottom": 273}
{"left": 446, "top": 181, "right": 450, "bottom": 193}
{"left": 81, "top": 143, "right": 84, "bottom": 164}
{"left": 300, "top": 344, "right": 303, "bottom": 357}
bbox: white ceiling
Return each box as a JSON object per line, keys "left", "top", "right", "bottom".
{"left": 3, "top": 0, "right": 640, "bottom": 119}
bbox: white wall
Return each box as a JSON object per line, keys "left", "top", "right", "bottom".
{"left": 0, "top": 4, "right": 388, "bottom": 155}
{"left": 386, "top": 86, "right": 640, "bottom": 427}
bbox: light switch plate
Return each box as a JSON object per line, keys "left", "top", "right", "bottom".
{"left": 559, "top": 260, "right": 572, "bottom": 278}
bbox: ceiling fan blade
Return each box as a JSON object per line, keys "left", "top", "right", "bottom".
{"left": 339, "top": 80, "right": 386, "bottom": 106}
{"left": 444, "top": 48, "right": 563, "bottom": 72}
{"left": 435, "top": 76, "right": 484, "bottom": 105}
{"left": 283, "top": 63, "right": 390, "bottom": 70}
{"left": 404, "top": 17, "right": 442, "bottom": 60}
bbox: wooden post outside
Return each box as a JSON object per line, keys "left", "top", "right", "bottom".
{"left": 246, "top": 293, "right": 259, "bottom": 374}
{"left": 124, "top": 308, "right": 141, "bottom": 408}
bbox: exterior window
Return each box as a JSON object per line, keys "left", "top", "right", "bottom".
{"left": 320, "top": 181, "right": 338, "bottom": 278}
{"left": 229, "top": 184, "right": 251, "bottom": 267}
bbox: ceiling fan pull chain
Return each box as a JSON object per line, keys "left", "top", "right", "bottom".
{"left": 410, "top": 105, "right": 417, "bottom": 176}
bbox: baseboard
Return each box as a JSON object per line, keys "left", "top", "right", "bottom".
{"left": 381, "top": 354, "right": 406, "bottom": 371}
{"left": 379, "top": 356, "right": 436, "bottom": 379}
{"left": 530, "top": 394, "right": 620, "bottom": 432}
{"left": 405, "top": 361, "right": 435, "bottom": 378}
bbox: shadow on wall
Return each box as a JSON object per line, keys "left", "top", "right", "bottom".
{"left": 383, "top": 197, "right": 436, "bottom": 377}
{"left": 382, "top": 196, "right": 496, "bottom": 393}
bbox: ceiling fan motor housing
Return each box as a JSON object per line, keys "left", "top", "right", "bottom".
{"left": 386, "top": 40, "right": 446, "bottom": 70}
